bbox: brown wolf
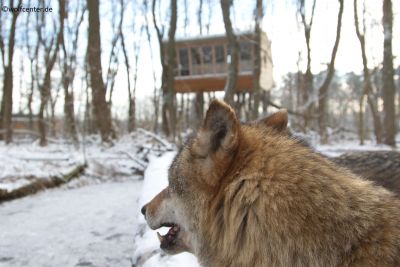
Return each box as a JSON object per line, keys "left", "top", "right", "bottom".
{"left": 332, "top": 151, "right": 400, "bottom": 196}
{"left": 141, "top": 100, "right": 400, "bottom": 267}
{"left": 252, "top": 110, "right": 400, "bottom": 197}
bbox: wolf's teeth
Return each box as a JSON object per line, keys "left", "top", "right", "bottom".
{"left": 157, "top": 232, "right": 163, "bottom": 242}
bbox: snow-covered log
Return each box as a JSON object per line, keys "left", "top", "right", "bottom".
{"left": 0, "top": 164, "right": 86, "bottom": 203}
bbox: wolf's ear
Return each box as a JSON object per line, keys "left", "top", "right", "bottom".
{"left": 194, "top": 100, "right": 239, "bottom": 157}
{"left": 257, "top": 109, "right": 288, "bottom": 132}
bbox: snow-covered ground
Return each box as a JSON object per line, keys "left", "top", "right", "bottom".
{"left": 293, "top": 130, "right": 399, "bottom": 157}
{"left": 0, "top": 181, "right": 142, "bottom": 267}
{"left": 0, "top": 147, "right": 197, "bottom": 267}
{"left": 316, "top": 141, "right": 396, "bottom": 157}
{"left": 0, "top": 131, "right": 168, "bottom": 193}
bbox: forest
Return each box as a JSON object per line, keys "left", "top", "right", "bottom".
{"left": 0, "top": 0, "right": 399, "bottom": 266}
{"left": 0, "top": 0, "right": 398, "bottom": 146}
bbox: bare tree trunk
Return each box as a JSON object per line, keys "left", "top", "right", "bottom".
{"left": 354, "top": 0, "right": 382, "bottom": 144}
{"left": 382, "top": 0, "right": 396, "bottom": 147}
{"left": 252, "top": 0, "right": 263, "bottom": 120}
{"left": 221, "top": 0, "right": 238, "bottom": 106}
{"left": 358, "top": 95, "right": 365, "bottom": 145}
{"left": 27, "top": 52, "right": 37, "bottom": 131}
{"left": 398, "top": 78, "right": 400, "bottom": 124}
{"left": 165, "top": 0, "right": 178, "bottom": 139}
{"left": 177, "top": 93, "right": 184, "bottom": 134}
{"left": 246, "top": 93, "right": 252, "bottom": 121}
{"left": 63, "top": 79, "right": 78, "bottom": 142}
{"left": 194, "top": 0, "right": 204, "bottom": 128}
{"left": 194, "top": 93, "right": 204, "bottom": 128}
{"left": 129, "top": 31, "right": 141, "bottom": 132}
{"left": 121, "top": 29, "right": 134, "bottom": 132}
{"left": 151, "top": 0, "right": 170, "bottom": 136}
{"left": 206, "top": 0, "right": 213, "bottom": 34}
{"left": 87, "top": 0, "right": 113, "bottom": 142}
{"left": 198, "top": 0, "right": 203, "bottom": 35}
{"left": 143, "top": 0, "right": 159, "bottom": 133}
{"left": 105, "top": 0, "right": 121, "bottom": 111}
{"left": 317, "top": 0, "right": 344, "bottom": 144}
{"left": 37, "top": 0, "right": 65, "bottom": 146}
{"left": 0, "top": 0, "right": 22, "bottom": 143}
{"left": 1, "top": 66, "right": 14, "bottom": 143}
{"left": 61, "top": 3, "right": 84, "bottom": 144}
{"left": 49, "top": 85, "right": 61, "bottom": 137}
{"left": 185, "top": 94, "right": 190, "bottom": 128}
{"left": 118, "top": 0, "right": 136, "bottom": 132}
{"left": 24, "top": 10, "right": 40, "bottom": 131}
{"left": 298, "top": 0, "right": 316, "bottom": 130}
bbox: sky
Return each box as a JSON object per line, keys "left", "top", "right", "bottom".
{"left": 4, "top": 0, "right": 400, "bottom": 118}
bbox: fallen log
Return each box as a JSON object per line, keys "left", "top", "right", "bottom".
{"left": 0, "top": 164, "right": 87, "bottom": 203}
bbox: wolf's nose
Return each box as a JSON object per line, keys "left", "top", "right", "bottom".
{"left": 141, "top": 205, "right": 147, "bottom": 216}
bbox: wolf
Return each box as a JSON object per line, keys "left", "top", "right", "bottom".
{"left": 251, "top": 110, "right": 400, "bottom": 196}
{"left": 141, "top": 100, "right": 400, "bottom": 267}
{"left": 332, "top": 151, "right": 400, "bottom": 196}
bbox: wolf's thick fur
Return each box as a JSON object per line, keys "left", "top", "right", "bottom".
{"left": 142, "top": 100, "right": 400, "bottom": 266}
{"left": 332, "top": 151, "right": 400, "bottom": 196}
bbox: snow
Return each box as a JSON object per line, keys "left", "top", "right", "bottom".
{"left": 0, "top": 138, "right": 198, "bottom": 267}
{"left": 0, "top": 132, "right": 159, "bottom": 192}
{"left": 316, "top": 141, "right": 396, "bottom": 157}
{"left": 0, "top": 143, "right": 83, "bottom": 190}
{"left": 290, "top": 130, "right": 398, "bottom": 157}
{"left": 0, "top": 181, "right": 142, "bottom": 267}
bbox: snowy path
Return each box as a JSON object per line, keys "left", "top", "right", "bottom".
{"left": 0, "top": 181, "right": 142, "bottom": 267}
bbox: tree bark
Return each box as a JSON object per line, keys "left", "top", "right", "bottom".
{"left": 118, "top": 0, "right": 136, "bottom": 132}
{"left": 24, "top": 11, "right": 40, "bottom": 132}
{"left": 121, "top": 26, "right": 134, "bottom": 132}
{"left": 105, "top": 1, "right": 121, "bottom": 111}
{"left": 252, "top": 0, "right": 263, "bottom": 120}
{"left": 382, "top": 0, "right": 396, "bottom": 147}
{"left": 298, "top": 0, "right": 316, "bottom": 130}
{"left": 87, "top": 0, "right": 113, "bottom": 142}
{"left": 194, "top": 0, "right": 204, "bottom": 128}
{"left": 194, "top": 93, "right": 204, "bottom": 129}
{"left": 61, "top": 3, "right": 85, "bottom": 144}
{"left": 358, "top": 95, "right": 365, "bottom": 145}
{"left": 354, "top": 0, "right": 382, "bottom": 144}
{"left": 151, "top": 0, "right": 170, "bottom": 136}
{"left": 151, "top": 0, "right": 177, "bottom": 138}
{"left": 164, "top": 0, "right": 178, "bottom": 139}
{"left": 129, "top": 30, "right": 141, "bottom": 132}
{"left": 0, "top": 0, "right": 22, "bottom": 143}
{"left": 317, "top": 0, "right": 344, "bottom": 144}
{"left": 37, "top": 0, "right": 65, "bottom": 146}
{"left": 1, "top": 65, "right": 14, "bottom": 143}
{"left": 143, "top": 0, "right": 160, "bottom": 133}
{"left": 221, "top": 0, "right": 238, "bottom": 106}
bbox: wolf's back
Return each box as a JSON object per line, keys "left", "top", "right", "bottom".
{"left": 332, "top": 151, "right": 400, "bottom": 196}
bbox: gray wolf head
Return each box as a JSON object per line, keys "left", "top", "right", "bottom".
{"left": 140, "top": 100, "right": 287, "bottom": 255}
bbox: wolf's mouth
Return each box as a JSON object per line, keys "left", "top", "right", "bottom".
{"left": 157, "top": 223, "right": 181, "bottom": 249}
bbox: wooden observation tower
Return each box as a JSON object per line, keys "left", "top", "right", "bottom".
{"left": 170, "top": 31, "right": 273, "bottom": 93}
